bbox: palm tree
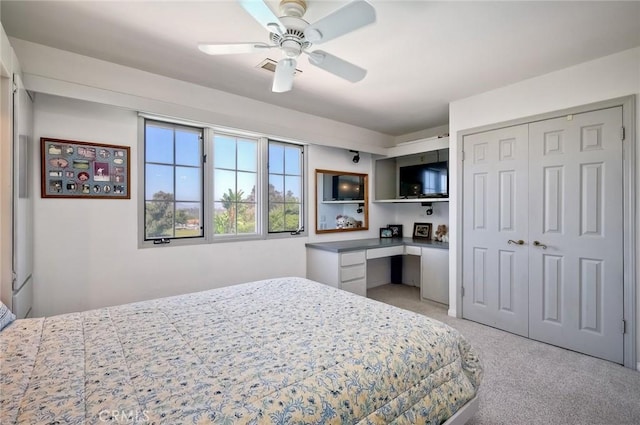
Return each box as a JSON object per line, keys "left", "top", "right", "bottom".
{"left": 220, "top": 188, "right": 244, "bottom": 233}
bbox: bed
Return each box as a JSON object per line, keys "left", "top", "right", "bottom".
{"left": 0, "top": 277, "right": 482, "bottom": 424}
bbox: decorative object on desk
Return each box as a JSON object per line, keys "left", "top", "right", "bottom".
{"left": 380, "top": 227, "right": 393, "bottom": 238}
{"left": 41, "top": 137, "right": 130, "bottom": 199}
{"left": 336, "top": 214, "right": 362, "bottom": 229}
{"left": 412, "top": 222, "right": 432, "bottom": 240}
{"left": 387, "top": 224, "right": 403, "bottom": 238}
{"left": 435, "top": 224, "right": 448, "bottom": 242}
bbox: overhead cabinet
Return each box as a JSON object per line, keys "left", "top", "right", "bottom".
{"left": 374, "top": 147, "right": 450, "bottom": 203}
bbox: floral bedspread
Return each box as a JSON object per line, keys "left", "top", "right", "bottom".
{"left": 0, "top": 277, "right": 482, "bottom": 424}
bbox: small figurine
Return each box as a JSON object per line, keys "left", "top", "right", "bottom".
{"left": 435, "top": 224, "right": 448, "bottom": 242}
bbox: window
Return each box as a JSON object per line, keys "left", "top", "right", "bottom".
{"left": 268, "top": 141, "right": 303, "bottom": 233}
{"left": 144, "top": 120, "right": 203, "bottom": 241}
{"left": 140, "top": 117, "right": 306, "bottom": 247}
{"left": 213, "top": 134, "right": 258, "bottom": 236}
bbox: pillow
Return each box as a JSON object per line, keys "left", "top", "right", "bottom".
{"left": 0, "top": 301, "right": 16, "bottom": 331}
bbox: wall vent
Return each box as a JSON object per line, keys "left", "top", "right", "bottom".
{"left": 256, "top": 58, "right": 302, "bottom": 75}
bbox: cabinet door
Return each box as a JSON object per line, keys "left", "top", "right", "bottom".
{"left": 421, "top": 248, "right": 449, "bottom": 304}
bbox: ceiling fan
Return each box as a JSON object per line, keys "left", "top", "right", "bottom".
{"left": 198, "top": 0, "right": 376, "bottom": 93}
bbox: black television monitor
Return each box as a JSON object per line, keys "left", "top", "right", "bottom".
{"left": 399, "top": 161, "right": 448, "bottom": 198}
{"left": 332, "top": 175, "right": 364, "bottom": 201}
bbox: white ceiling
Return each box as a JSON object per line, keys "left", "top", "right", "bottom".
{"left": 2, "top": 1, "right": 639, "bottom": 136}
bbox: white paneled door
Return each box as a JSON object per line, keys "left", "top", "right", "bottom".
{"left": 528, "top": 107, "right": 623, "bottom": 363}
{"left": 462, "top": 124, "right": 530, "bottom": 337}
{"left": 462, "top": 106, "right": 624, "bottom": 364}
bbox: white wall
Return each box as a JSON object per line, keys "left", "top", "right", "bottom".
{"left": 449, "top": 47, "right": 640, "bottom": 366}
{"left": 11, "top": 38, "right": 393, "bottom": 154}
{"left": 32, "top": 94, "right": 308, "bottom": 316}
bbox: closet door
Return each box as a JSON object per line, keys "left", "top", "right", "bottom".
{"left": 462, "top": 124, "right": 529, "bottom": 336}
{"left": 528, "top": 107, "right": 624, "bottom": 363}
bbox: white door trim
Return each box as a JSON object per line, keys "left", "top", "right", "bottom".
{"left": 456, "top": 95, "right": 636, "bottom": 369}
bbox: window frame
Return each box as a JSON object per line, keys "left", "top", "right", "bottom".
{"left": 211, "top": 131, "right": 262, "bottom": 242}
{"left": 138, "top": 116, "right": 307, "bottom": 248}
{"left": 139, "top": 118, "right": 207, "bottom": 248}
{"left": 266, "top": 139, "right": 305, "bottom": 235}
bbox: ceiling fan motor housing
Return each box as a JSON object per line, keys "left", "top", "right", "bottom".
{"left": 279, "top": 0, "right": 307, "bottom": 18}
{"left": 270, "top": 16, "right": 311, "bottom": 58}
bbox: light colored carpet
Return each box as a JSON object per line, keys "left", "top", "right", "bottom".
{"left": 367, "top": 284, "right": 640, "bottom": 425}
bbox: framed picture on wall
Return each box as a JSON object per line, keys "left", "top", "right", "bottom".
{"left": 387, "top": 224, "right": 403, "bottom": 238}
{"left": 41, "top": 138, "right": 130, "bottom": 199}
{"left": 412, "top": 222, "right": 432, "bottom": 240}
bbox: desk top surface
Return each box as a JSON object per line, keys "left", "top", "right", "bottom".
{"left": 305, "top": 237, "right": 448, "bottom": 253}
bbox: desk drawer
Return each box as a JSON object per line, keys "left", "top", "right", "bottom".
{"left": 340, "top": 251, "right": 365, "bottom": 266}
{"left": 341, "top": 278, "right": 367, "bottom": 297}
{"left": 341, "top": 264, "right": 365, "bottom": 282}
{"left": 366, "top": 246, "right": 404, "bottom": 259}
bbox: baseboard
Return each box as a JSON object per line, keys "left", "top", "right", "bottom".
{"left": 448, "top": 308, "right": 457, "bottom": 317}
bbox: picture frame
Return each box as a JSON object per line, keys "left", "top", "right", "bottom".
{"left": 380, "top": 227, "right": 393, "bottom": 238}
{"left": 41, "top": 138, "right": 130, "bottom": 199}
{"left": 387, "top": 224, "right": 403, "bottom": 238}
{"left": 412, "top": 222, "right": 433, "bottom": 240}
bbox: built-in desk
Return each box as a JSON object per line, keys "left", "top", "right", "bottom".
{"left": 306, "top": 238, "right": 449, "bottom": 303}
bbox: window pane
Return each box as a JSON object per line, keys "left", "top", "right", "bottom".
{"left": 214, "top": 136, "right": 236, "bottom": 169}
{"left": 269, "top": 143, "right": 284, "bottom": 174}
{"left": 237, "top": 202, "right": 257, "bottom": 234}
{"left": 146, "top": 164, "right": 173, "bottom": 200}
{"left": 175, "top": 202, "right": 202, "bottom": 237}
{"left": 268, "top": 141, "right": 304, "bottom": 234}
{"left": 214, "top": 169, "right": 235, "bottom": 202}
{"left": 284, "top": 146, "right": 300, "bottom": 174}
{"left": 237, "top": 139, "right": 257, "bottom": 172}
{"left": 214, "top": 201, "right": 235, "bottom": 235}
{"left": 175, "top": 130, "right": 200, "bottom": 166}
{"left": 284, "top": 175, "right": 301, "bottom": 202}
{"left": 145, "top": 201, "right": 174, "bottom": 238}
{"left": 268, "top": 203, "right": 285, "bottom": 232}
{"left": 176, "top": 166, "right": 201, "bottom": 201}
{"left": 284, "top": 203, "right": 301, "bottom": 231}
{"left": 237, "top": 171, "right": 256, "bottom": 201}
{"left": 144, "top": 120, "right": 204, "bottom": 242}
{"left": 146, "top": 125, "right": 173, "bottom": 164}
{"left": 269, "top": 174, "right": 284, "bottom": 202}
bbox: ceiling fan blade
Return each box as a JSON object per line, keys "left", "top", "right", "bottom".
{"left": 307, "top": 50, "right": 367, "bottom": 83}
{"left": 304, "top": 0, "right": 376, "bottom": 44}
{"left": 272, "top": 58, "right": 296, "bottom": 93}
{"left": 238, "top": 0, "right": 283, "bottom": 33}
{"left": 198, "top": 42, "right": 272, "bottom": 55}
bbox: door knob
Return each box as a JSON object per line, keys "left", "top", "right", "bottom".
{"left": 508, "top": 239, "right": 525, "bottom": 245}
{"left": 533, "top": 240, "right": 547, "bottom": 249}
